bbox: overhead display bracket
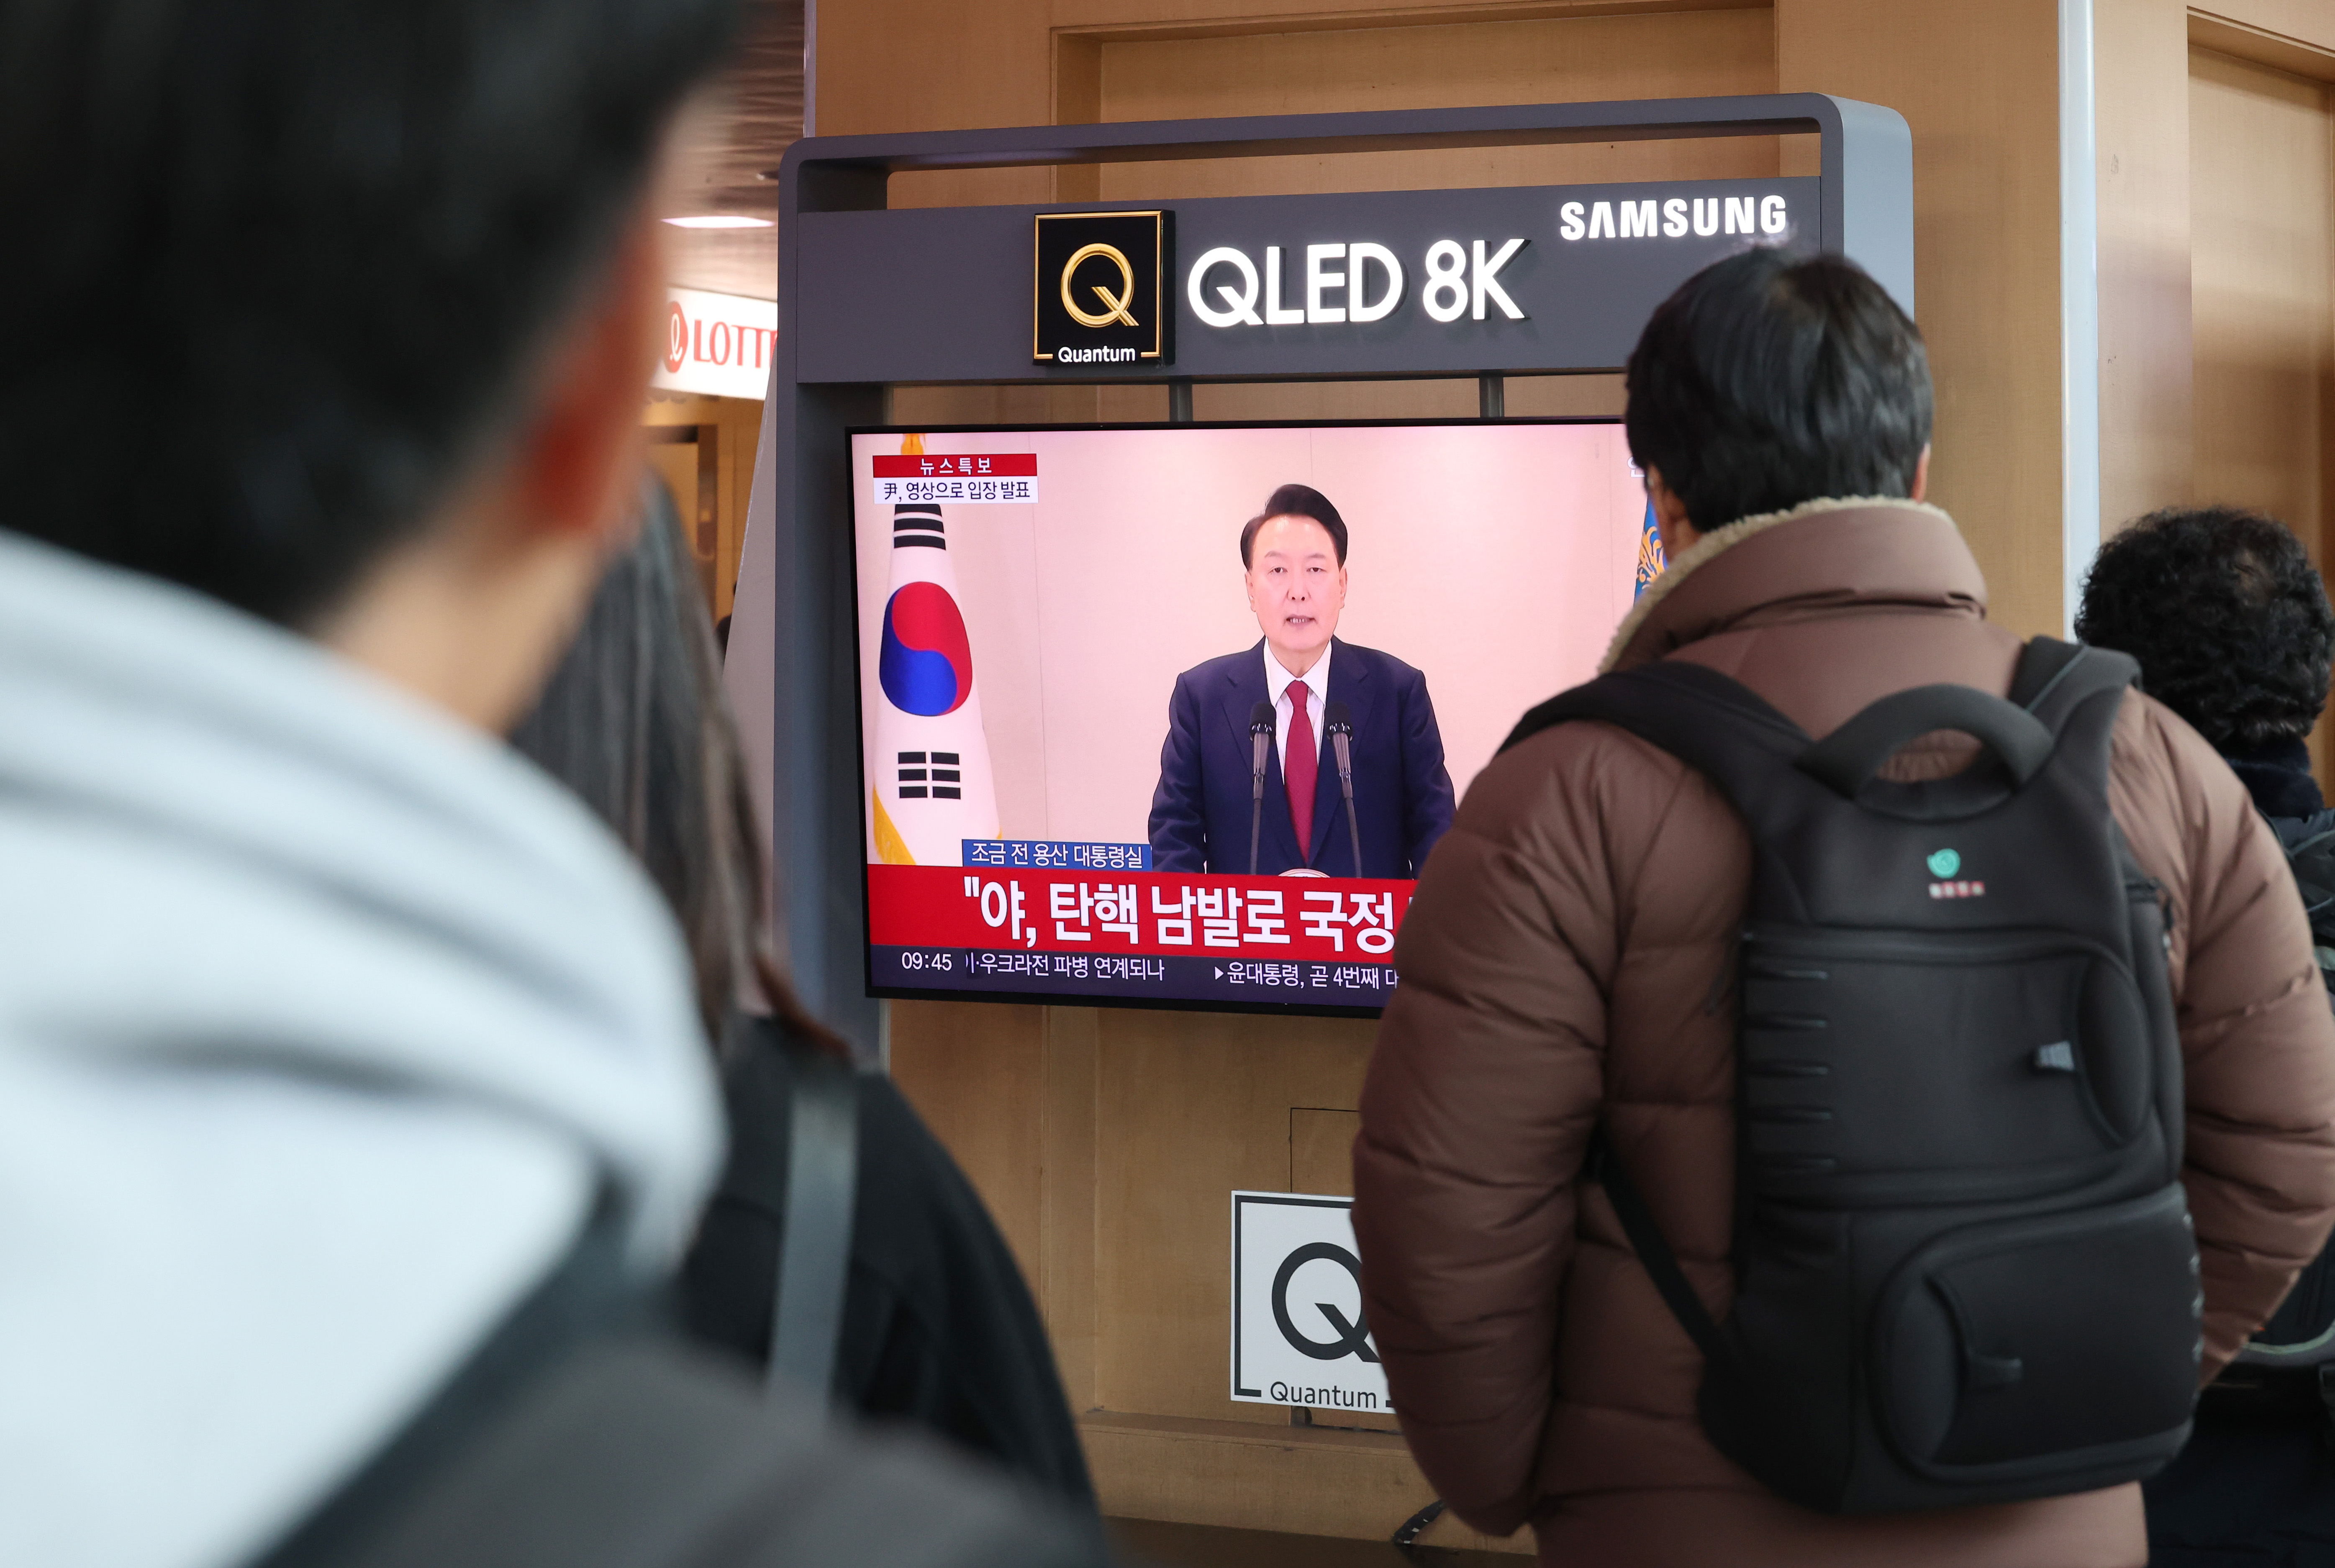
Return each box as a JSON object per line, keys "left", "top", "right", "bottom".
{"left": 742, "top": 94, "right": 1914, "bottom": 1045}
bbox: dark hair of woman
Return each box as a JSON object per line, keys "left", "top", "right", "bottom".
{"left": 2074, "top": 505, "right": 2334, "bottom": 752}
{"left": 508, "top": 480, "right": 847, "bottom": 1060}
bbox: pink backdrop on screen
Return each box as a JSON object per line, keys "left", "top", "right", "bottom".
{"left": 853, "top": 424, "right": 1645, "bottom": 856}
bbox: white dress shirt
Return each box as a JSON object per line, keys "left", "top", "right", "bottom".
{"left": 1264, "top": 642, "right": 1330, "bottom": 775}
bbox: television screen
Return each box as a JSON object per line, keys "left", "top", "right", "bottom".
{"left": 852, "top": 419, "right": 1655, "bottom": 1016}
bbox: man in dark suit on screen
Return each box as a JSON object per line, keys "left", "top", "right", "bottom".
{"left": 1149, "top": 484, "right": 1456, "bottom": 878}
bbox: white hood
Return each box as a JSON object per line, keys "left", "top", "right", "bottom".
{"left": 0, "top": 531, "right": 721, "bottom": 1568}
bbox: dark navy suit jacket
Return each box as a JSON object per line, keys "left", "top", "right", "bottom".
{"left": 1148, "top": 638, "right": 1456, "bottom": 878}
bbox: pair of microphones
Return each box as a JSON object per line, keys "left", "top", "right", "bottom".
{"left": 1248, "top": 699, "right": 1365, "bottom": 879}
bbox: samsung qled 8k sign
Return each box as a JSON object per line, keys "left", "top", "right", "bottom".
{"left": 853, "top": 419, "right": 1656, "bottom": 1015}
{"left": 1020, "top": 177, "right": 1816, "bottom": 375}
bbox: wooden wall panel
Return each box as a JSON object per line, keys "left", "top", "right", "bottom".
{"left": 2193, "top": 1, "right": 2335, "bottom": 65}
{"left": 1776, "top": 0, "right": 2065, "bottom": 641}
{"left": 643, "top": 391, "right": 763, "bottom": 619}
{"left": 2189, "top": 48, "right": 2333, "bottom": 552}
{"left": 888, "top": 1001, "right": 1050, "bottom": 1284}
{"left": 2096, "top": 0, "right": 2196, "bottom": 534}
{"left": 1191, "top": 379, "right": 1477, "bottom": 421}
{"left": 2189, "top": 46, "right": 2335, "bottom": 781}
{"left": 1091, "top": 7, "right": 1778, "bottom": 202}
{"left": 1091, "top": 1007, "right": 1375, "bottom": 1426}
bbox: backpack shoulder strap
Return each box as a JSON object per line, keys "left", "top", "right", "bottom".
{"left": 2011, "top": 636, "right": 2139, "bottom": 726}
{"left": 767, "top": 1023, "right": 860, "bottom": 1401}
{"left": 281, "top": 1337, "right": 1106, "bottom": 1568}
{"left": 1500, "top": 659, "right": 1812, "bottom": 767}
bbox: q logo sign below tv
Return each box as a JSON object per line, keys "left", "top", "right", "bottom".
{"left": 1033, "top": 210, "right": 1172, "bottom": 368}
{"left": 1230, "top": 1191, "right": 1393, "bottom": 1416}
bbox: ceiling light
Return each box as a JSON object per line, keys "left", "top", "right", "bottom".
{"left": 662, "top": 215, "right": 774, "bottom": 229}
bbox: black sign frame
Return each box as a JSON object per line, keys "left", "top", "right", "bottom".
{"left": 738, "top": 94, "right": 1916, "bottom": 1051}
{"left": 1033, "top": 210, "right": 1172, "bottom": 366}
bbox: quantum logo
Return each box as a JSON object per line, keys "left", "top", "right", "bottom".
{"left": 1060, "top": 242, "right": 1138, "bottom": 328}
{"left": 1033, "top": 210, "right": 1171, "bottom": 366}
{"left": 879, "top": 582, "right": 972, "bottom": 717}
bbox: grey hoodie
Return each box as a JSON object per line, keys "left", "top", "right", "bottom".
{"left": 0, "top": 531, "right": 721, "bottom": 1568}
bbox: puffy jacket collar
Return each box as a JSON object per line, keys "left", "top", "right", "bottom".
{"left": 1601, "top": 496, "right": 1985, "bottom": 674}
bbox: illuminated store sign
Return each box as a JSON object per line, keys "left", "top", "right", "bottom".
{"left": 1170, "top": 184, "right": 1801, "bottom": 339}
{"left": 1032, "top": 210, "right": 1172, "bottom": 365}
{"left": 793, "top": 175, "right": 1823, "bottom": 384}
{"left": 653, "top": 285, "right": 778, "bottom": 400}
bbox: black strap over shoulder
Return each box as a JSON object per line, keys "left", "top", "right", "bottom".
{"left": 1500, "top": 658, "right": 1807, "bottom": 762}
{"left": 1586, "top": 1132, "right": 1731, "bottom": 1371}
{"left": 766, "top": 1021, "right": 860, "bottom": 1401}
{"left": 253, "top": 1194, "right": 642, "bottom": 1568}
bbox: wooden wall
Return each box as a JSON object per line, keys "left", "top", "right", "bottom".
{"left": 644, "top": 391, "right": 764, "bottom": 620}
{"left": 814, "top": 0, "right": 2088, "bottom": 1549}
{"left": 2098, "top": 2, "right": 2335, "bottom": 774}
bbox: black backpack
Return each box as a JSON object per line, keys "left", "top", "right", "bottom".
{"left": 253, "top": 1185, "right": 1107, "bottom": 1568}
{"left": 1503, "top": 638, "right": 2199, "bottom": 1515}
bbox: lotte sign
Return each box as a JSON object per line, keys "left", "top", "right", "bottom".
{"left": 653, "top": 285, "right": 779, "bottom": 400}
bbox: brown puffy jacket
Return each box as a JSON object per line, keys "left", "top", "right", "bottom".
{"left": 1352, "top": 499, "right": 2335, "bottom": 1568}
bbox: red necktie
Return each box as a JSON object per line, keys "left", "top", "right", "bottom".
{"left": 1285, "top": 678, "right": 1316, "bottom": 863}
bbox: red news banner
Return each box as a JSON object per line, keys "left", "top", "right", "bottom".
{"left": 870, "top": 453, "right": 1039, "bottom": 506}
{"left": 870, "top": 865, "right": 1415, "bottom": 972}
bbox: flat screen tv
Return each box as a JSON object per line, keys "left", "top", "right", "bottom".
{"left": 851, "top": 418, "right": 1655, "bottom": 1016}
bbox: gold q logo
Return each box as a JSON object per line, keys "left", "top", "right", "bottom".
{"left": 1060, "top": 242, "right": 1139, "bottom": 328}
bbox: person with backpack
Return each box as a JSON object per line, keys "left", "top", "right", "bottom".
{"left": 508, "top": 484, "right": 1098, "bottom": 1509}
{"left": 2074, "top": 505, "right": 2335, "bottom": 1565}
{"left": 0, "top": 3, "right": 1107, "bottom": 1564}
{"left": 1349, "top": 249, "right": 2335, "bottom": 1568}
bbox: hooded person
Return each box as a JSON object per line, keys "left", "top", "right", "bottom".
{"left": 0, "top": 3, "right": 1103, "bottom": 1565}
{"left": 510, "top": 482, "right": 1098, "bottom": 1509}
{"left": 1350, "top": 250, "right": 2335, "bottom": 1568}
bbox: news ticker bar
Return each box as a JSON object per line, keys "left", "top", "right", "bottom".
{"left": 866, "top": 863, "right": 1416, "bottom": 961}
{"left": 872, "top": 945, "right": 1398, "bottom": 1009}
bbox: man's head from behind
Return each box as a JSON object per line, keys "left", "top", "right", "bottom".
{"left": 0, "top": 0, "right": 736, "bottom": 725}
{"left": 1242, "top": 483, "right": 1349, "bottom": 675}
{"left": 2076, "top": 506, "right": 2333, "bottom": 753}
{"left": 1625, "top": 249, "right": 1932, "bottom": 546}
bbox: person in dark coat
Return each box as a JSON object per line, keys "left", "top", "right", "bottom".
{"left": 1149, "top": 484, "right": 1455, "bottom": 878}
{"left": 509, "top": 486, "right": 1096, "bottom": 1510}
{"left": 2076, "top": 503, "right": 2335, "bottom": 1568}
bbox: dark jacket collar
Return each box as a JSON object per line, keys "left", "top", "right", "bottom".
{"left": 2222, "top": 734, "right": 2327, "bottom": 821}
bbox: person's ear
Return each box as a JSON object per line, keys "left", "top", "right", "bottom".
{"left": 505, "top": 204, "right": 666, "bottom": 551}
{"left": 1911, "top": 444, "right": 1932, "bottom": 503}
{"left": 1645, "top": 466, "right": 1699, "bottom": 555}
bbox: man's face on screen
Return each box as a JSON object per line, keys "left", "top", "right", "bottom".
{"left": 1245, "top": 514, "right": 1347, "bottom": 672}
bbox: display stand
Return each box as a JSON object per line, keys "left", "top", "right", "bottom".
{"left": 727, "top": 92, "right": 1913, "bottom": 1550}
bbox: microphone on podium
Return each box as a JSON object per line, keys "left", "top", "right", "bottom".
{"left": 1324, "top": 701, "right": 1363, "bottom": 879}
{"left": 1247, "top": 701, "right": 1276, "bottom": 876}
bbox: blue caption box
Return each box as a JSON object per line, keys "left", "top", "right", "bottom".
{"left": 962, "top": 840, "right": 1154, "bottom": 871}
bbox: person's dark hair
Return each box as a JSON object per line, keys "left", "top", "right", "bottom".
{"left": 510, "top": 480, "right": 847, "bottom": 1061}
{"left": 0, "top": 0, "right": 737, "bottom": 625}
{"left": 1241, "top": 483, "right": 1349, "bottom": 567}
{"left": 1624, "top": 249, "right": 1933, "bottom": 532}
{"left": 2075, "top": 505, "right": 2334, "bottom": 751}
